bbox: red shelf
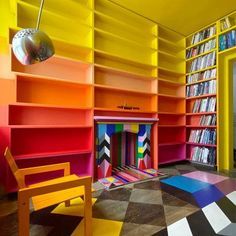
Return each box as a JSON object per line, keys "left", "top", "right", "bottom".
{"left": 159, "top": 125, "right": 185, "bottom": 128}
{"left": 14, "top": 149, "right": 92, "bottom": 160}
{"left": 158, "top": 142, "right": 185, "bottom": 146}
{"left": 186, "top": 112, "right": 216, "bottom": 116}
{"left": 186, "top": 125, "right": 216, "bottom": 128}
{"left": 186, "top": 142, "right": 216, "bottom": 147}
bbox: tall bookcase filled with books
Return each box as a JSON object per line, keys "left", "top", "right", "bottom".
{"left": 185, "top": 24, "right": 217, "bottom": 167}
{"left": 158, "top": 26, "right": 186, "bottom": 164}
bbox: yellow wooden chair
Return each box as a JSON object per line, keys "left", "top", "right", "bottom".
{"left": 4, "top": 147, "right": 92, "bottom": 236}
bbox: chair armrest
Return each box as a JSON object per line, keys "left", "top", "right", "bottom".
{"left": 18, "top": 175, "right": 92, "bottom": 199}
{"left": 18, "top": 162, "right": 70, "bottom": 178}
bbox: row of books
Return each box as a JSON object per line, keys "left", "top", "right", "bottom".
{"left": 190, "top": 26, "right": 216, "bottom": 46}
{"left": 186, "top": 39, "right": 216, "bottom": 59}
{"left": 188, "top": 129, "right": 216, "bottom": 144}
{"left": 192, "top": 97, "right": 216, "bottom": 113}
{"left": 190, "top": 146, "right": 216, "bottom": 166}
{"left": 220, "top": 17, "right": 235, "bottom": 31}
{"left": 219, "top": 30, "right": 236, "bottom": 51}
{"left": 188, "top": 51, "right": 216, "bottom": 73}
{"left": 186, "top": 80, "right": 216, "bottom": 97}
{"left": 186, "top": 68, "right": 217, "bottom": 84}
{"left": 199, "top": 114, "right": 217, "bottom": 126}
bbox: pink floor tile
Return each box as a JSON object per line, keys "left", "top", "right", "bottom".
{"left": 183, "top": 171, "right": 228, "bottom": 184}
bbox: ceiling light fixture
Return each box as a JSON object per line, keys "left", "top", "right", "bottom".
{"left": 12, "top": 0, "right": 54, "bottom": 65}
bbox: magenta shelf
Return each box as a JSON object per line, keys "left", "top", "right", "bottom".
{"left": 159, "top": 157, "right": 186, "bottom": 165}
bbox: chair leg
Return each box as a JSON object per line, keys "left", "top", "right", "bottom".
{"left": 84, "top": 185, "right": 92, "bottom": 236}
{"left": 18, "top": 193, "right": 30, "bottom": 236}
{"left": 65, "top": 200, "right": 70, "bottom": 207}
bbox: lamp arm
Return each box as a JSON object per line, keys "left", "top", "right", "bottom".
{"left": 36, "top": 0, "right": 45, "bottom": 30}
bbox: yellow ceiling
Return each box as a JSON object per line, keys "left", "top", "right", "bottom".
{"left": 111, "top": 0, "right": 236, "bottom": 36}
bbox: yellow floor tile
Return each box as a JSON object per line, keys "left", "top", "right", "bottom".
{"left": 51, "top": 197, "right": 97, "bottom": 217}
{"left": 71, "top": 218, "right": 123, "bottom": 236}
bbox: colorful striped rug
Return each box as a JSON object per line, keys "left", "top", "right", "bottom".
{"left": 98, "top": 165, "right": 165, "bottom": 189}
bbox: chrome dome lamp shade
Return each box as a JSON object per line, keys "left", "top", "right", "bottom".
{"left": 12, "top": 0, "right": 54, "bottom": 65}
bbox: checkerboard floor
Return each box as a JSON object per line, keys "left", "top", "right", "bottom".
{"left": 1, "top": 163, "right": 236, "bottom": 235}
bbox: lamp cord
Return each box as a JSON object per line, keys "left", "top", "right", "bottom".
{"left": 36, "top": 0, "right": 45, "bottom": 30}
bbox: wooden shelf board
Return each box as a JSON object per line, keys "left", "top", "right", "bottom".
{"left": 188, "top": 160, "right": 216, "bottom": 168}
{"left": 218, "top": 45, "right": 236, "bottom": 55}
{"left": 158, "top": 125, "right": 185, "bottom": 128}
{"left": 158, "top": 112, "right": 185, "bottom": 115}
{"left": 186, "top": 48, "right": 216, "bottom": 62}
{"left": 186, "top": 125, "right": 216, "bottom": 128}
{"left": 94, "top": 107, "right": 157, "bottom": 113}
{"left": 186, "top": 112, "right": 217, "bottom": 116}
{"left": 186, "top": 93, "right": 216, "bottom": 100}
{"left": 11, "top": 102, "right": 93, "bottom": 110}
{"left": 9, "top": 125, "right": 93, "bottom": 129}
{"left": 94, "top": 49, "right": 157, "bottom": 68}
{"left": 95, "top": 27, "right": 157, "bottom": 51}
{"left": 186, "top": 35, "right": 216, "bottom": 50}
{"left": 158, "top": 66, "right": 185, "bottom": 76}
{"left": 158, "top": 50, "right": 185, "bottom": 61}
{"left": 158, "top": 142, "right": 185, "bottom": 146}
{"left": 159, "top": 157, "right": 186, "bottom": 165}
{"left": 186, "top": 65, "right": 217, "bottom": 76}
{"left": 94, "top": 10, "right": 157, "bottom": 38}
{"left": 14, "top": 72, "right": 93, "bottom": 87}
{"left": 218, "top": 25, "right": 236, "bottom": 36}
{"left": 158, "top": 36, "right": 185, "bottom": 50}
{"left": 186, "top": 142, "right": 216, "bottom": 147}
{"left": 186, "top": 77, "right": 216, "bottom": 86}
{"left": 158, "top": 78, "right": 185, "bottom": 86}
{"left": 94, "top": 63, "right": 157, "bottom": 80}
{"left": 158, "top": 93, "right": 185, "bottom": 99}
{"left": 94, "top": 84, "right": 157, "bottom": 95}
{"left": 14, "top": 149, "right": 92, "bottom": 161}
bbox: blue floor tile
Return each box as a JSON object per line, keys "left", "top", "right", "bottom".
{"left": 160, "top": 176, "right": 211, "bottom": 193}
{"left": 193, "top": 185, "right": 225, "bottom": 208}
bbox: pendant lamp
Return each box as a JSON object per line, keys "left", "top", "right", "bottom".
{"left": 12, "top": 0, "right": 54, "bottom": 65}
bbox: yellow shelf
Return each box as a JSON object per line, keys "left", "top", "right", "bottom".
{"left": 94, "top": 27, "right": 157, "bottom": 51}
{"left": 95, "top": 49, "right": 157, "bottom": 68}
{"left": 186, "top": 35, "right": 216, "bottom": 50}
{"left": 186, "top": 48, "right": 217, "bottom": 62}
{"left": 218, "top": 45, "right": 236, "bottom": 55}
{"left": 218, "top": 25, "right": 236, "bottom": 36}
{"left": 94, "top": 10, "right": 157, "bottom": 39}
{"left": 186, "top": 65, "right": 217, "bottom": 76}
{"left": 158, "top": 66, "right": 185, "bottom": 76}
{"left": 158, "top": 78, "right": 185, "bottom": 86}
{"left": 94, "top": 64, "right": 157, "bottom": 81}
{"left": 186, "top": 77, "right": 217, "bottom": 86}
{"left": 159, "top": 50, "right": 185, "bottom": 61}
{"left": 158, "top": 37, "right": 185, "bottom": 51}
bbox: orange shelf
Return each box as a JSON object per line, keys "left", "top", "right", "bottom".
{"left": 94, "top": 107, "right": 157, "bottom": 114}
{"left": 186, "top": 93, "right": 216, "bottom": 100}
{"left": 158, "top": 93, "right": 185, "bottom": 99}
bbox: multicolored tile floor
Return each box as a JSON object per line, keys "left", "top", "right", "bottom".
{"left": 0, "top": 164, "right": 236, "bottom": 235}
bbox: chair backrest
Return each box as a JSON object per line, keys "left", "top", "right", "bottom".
{"left": 4, "top": 147, "right": 26, "bottom": 188}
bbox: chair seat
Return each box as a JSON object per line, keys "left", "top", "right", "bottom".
{"left": 30, "top": 174, "right": 85, "bottom": 211}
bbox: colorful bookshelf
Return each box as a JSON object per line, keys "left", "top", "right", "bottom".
{"left": 158, "top": 26, "right": 186, "bottom": 164}
{"left": 0, "top": 0, "right": 94, "bottom": 192}
{"left": 185, "top": 23, "right": 217, "bottom": 168}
